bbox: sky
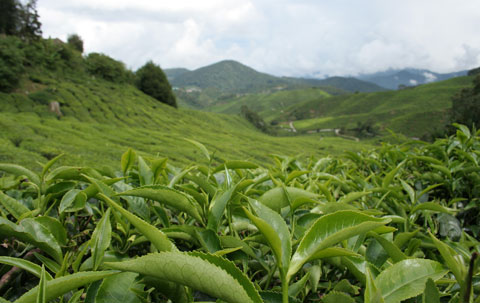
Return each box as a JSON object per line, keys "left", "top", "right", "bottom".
{"left": 37, "top": 0, "right": 480, "bottom": 78}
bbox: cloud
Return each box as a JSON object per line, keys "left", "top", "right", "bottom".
{"left": 423, "top": 72, "right": 437, "bottom": 83}
{"left": 38, "top": 0, "right": 480, "bottom": 76}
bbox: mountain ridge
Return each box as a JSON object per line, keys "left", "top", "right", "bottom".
{"left": 165, "top": 60, "right": 385, "bottom": 94}
{"left": 357, "top": 68, "right": 468, "bottom": 90}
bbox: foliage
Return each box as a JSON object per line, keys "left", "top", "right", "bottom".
{"left": 0, "top": 126, "right": 479, "bottom": 302}
{"left": 0, "top": 0, "right": 41, "bottom": 41}
{"left": 450, "top": 74, "right": 480, "bottom": 129}
{"left": 66, "top": 34, "right": 84, "bottom": 53}
{"left": 135, "top": 61, "right": 177, "bottom": 108}
{"left": 85, "top": 52, "right": 132, "bottom": 83}
{"left": 241, "top": 105, "right": 268, "bottom": 132}
{"left": 0, "top": 36, "right": 25, "bottom": 92}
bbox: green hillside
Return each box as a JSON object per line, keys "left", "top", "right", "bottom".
{"left": 168, "top": 60, "right": 385, "bottom": 109}
{"left": 170, "top": 60, "right": 288, "bottom": 93}
{"left": 277, "top": 75, "right": 473, "bottom": 138}
{"left": 207, "top": 87, "right": 331, "bottom": 122}
{"left": 284, "top": 76, "right": 386, "bottom": 93}
{"left": 0, "top": 39, "right": 372, "bottom": 170}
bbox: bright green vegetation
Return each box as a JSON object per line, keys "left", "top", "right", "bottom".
{"left": 207, "top": 87, "right": 330, "bottom": 122}
{"left": 277, "top": 76, "right": 474, "bottom": 138}
{"left": 1, "top": 126, "right": 479, "bottom": 302}
{"left": 0, "top": 72, "right": 373, "bottom": 170}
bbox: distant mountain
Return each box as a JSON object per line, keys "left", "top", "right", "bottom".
{"left": 287, "top": 76, "right": 385, "bottom": 93}
{"left": 167, "top": 60, "right": 384, "bottom": 94}
{"left": 357, "top": 68, "right": 468, "bottom": 90}
{"left": 164, "top": 68, "right": 190, "bottom": 81}
{"left": 167, "top": 60, "right": 288, "bottom": 93}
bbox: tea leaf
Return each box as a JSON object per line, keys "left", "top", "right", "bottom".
{"left": 15, "top": 271, "right": 118, "bottom": 303}
{"left": 287, "top": 211, "right": 390, "bottom": 281}
{"left": 375, "top": 259, "right": 447, "bottom": 303}
{"left": 98, "top": 194, "right": 176, "bottom": 252}
{"left": 105, "top": 251, "right": 262, "bottom": 303}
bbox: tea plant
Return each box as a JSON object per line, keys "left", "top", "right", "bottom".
{"left": 0, "top": 124, "right": 479, "bottom": 302}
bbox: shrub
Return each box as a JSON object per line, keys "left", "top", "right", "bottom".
{"left": 85, "top": 52, "right": 130, "bottom": 83}
{"left": 67, "top": 33, "right": 84, "bottom": 53}
{"left": 0, "top": 35, "right": 25, "bottom": 92}
{"left": 136, "top": 61, "right": 177, "bottom": 108}
{"left": 450, "top": 74, "right": 480, "bottom": 129}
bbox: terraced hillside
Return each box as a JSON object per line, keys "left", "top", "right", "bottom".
{"left": 207, "top": 87, "right": 331, "bottom": 122}
{"left": 0, "top": 73, "right": 373, "bottom": 170}
{"left": 273, "top": 75, "right": 474, "bottom": 138}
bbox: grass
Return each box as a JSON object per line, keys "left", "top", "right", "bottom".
{"left": 0, "top": 74, "right": 373, "bottom": 171}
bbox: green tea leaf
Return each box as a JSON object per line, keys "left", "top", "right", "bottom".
{"left": 59, "top": 189, "right": 87, "bottom": 214}
{"left": 382, "top": 161, "right": 405, "bottom": 188}
{"left": 258, "top": 187, "right": 318, "bottom": 212}
{"left": 184, "top": 138, "right": 211, "bottom": 162}
{"left": 116, "top": 185, "right": 203, "bottom": 223}
{"left": 411, "top": 202, "right": 455, "bottom": 214}
{"left": 94, "top": 272, "right": 143, "bottom": 303}
{"left": 244, "top": 198, "right": 291, "bottom": 275}
{"left": 207, "top": 182, "right": 238, "bottom": 231}
{"left": 372, "top": 233, "right": 408, "bottom": 263}
{"left": 0, "top": 217, "right": 63, "bottom": 263}
{"left": 423, "top": 278, "right": 440, "bottom": 303}
{"left": 212, "top": 161, "right": 258, "bottom": 173}
{"left": 137, "top": 156, "right": 153, "bottom": 186}
{"left": 322, "top": 291, "right": 355, "bottom": 303}
{"left": 0, "top": 256, "right": 53, "bottom": 280}
{"left": 40, "top": 154, "right": 64, "bottom": 181}
{"left": 98, "top": 194, "right": 176, "bottom": 252}
{"left": 0, "top": 163, "right": 40, "bottom": 186}
{"left": 15, "top": 271, "right": 118, "bottom": 303}
{"left": 36, "top": 265, "right": 46, "bottom": 303}
{"left": 288, "top": 272, "right": 310, "bottom": 298}
{"left": 105, "top": 251, "right": 262, "bottom": 303}
{"left": 375, "top": 259, "right": 447, "bottom": 303}
{"left": 121, "top": 148, "right": 136, "bottom": 176}
{"left": 400, "top": 180, "right": 415, "bottom": 204}
{"left": 287, "top": 211, "right": 390, "bottom": 281}
{"left": 337, "top": 191, "right": 371, "bottom": 204}
{"left": 34, "top": 216, "right": 67, "bottom": 246}
{"left": 91, "top": 208, "right": 112, "bottom": 270}
{"left": 0, "top": 190, "right": 30, "bottom": 220}
{"left": 428, "top": 231, "right": 466, "bottom": 287}
{"left": 365, "top": 267, "right": 384, "bottom": 303}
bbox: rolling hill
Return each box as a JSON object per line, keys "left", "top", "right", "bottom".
{"left": 272, "top": 75, "right": 473, "bottom": 139}
{"left": 357, "top": 68, "right": 468, "bottom": 90}
{"left": 166, "top": 60, "right": 385, "bottom": 109}
{"left": 0, "top": 44, "right": 371, "bottom": 169}
{"left": 207, "top": 87, "right": 331, "bottom": 122}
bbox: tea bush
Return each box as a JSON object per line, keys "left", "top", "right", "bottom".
{"left": 0, "top": 125, "right": 479, "bottom": 302}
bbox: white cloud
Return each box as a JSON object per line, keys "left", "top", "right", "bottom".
{"left": 423, "top": 72, "right": 437, "bottom": 83}
{"left": 38, "top": 0, "right": 480, "bottom": 76}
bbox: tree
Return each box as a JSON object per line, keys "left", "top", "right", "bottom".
{"left": 0, "top": 0, "right": 20, "bottom": 35}
{"left": 136, "top": 61, "right": 177, "bottom": 108}
{"left": 0, "top": 0, "right": 42, "bottom": 41}
{"left": 18, "top": 0, "right": 42, "bottom": 41}
{"left": 67, "top": 34, "right": 84, "bottom": 53}
{"left": 450, "top": 74, "right": 480, "bottom": 129}
{"left": 0, "top": 36, "right": 25, "bottom": 92}
{"left": 241, "top": 105, "right": 267, "bottom": 132}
